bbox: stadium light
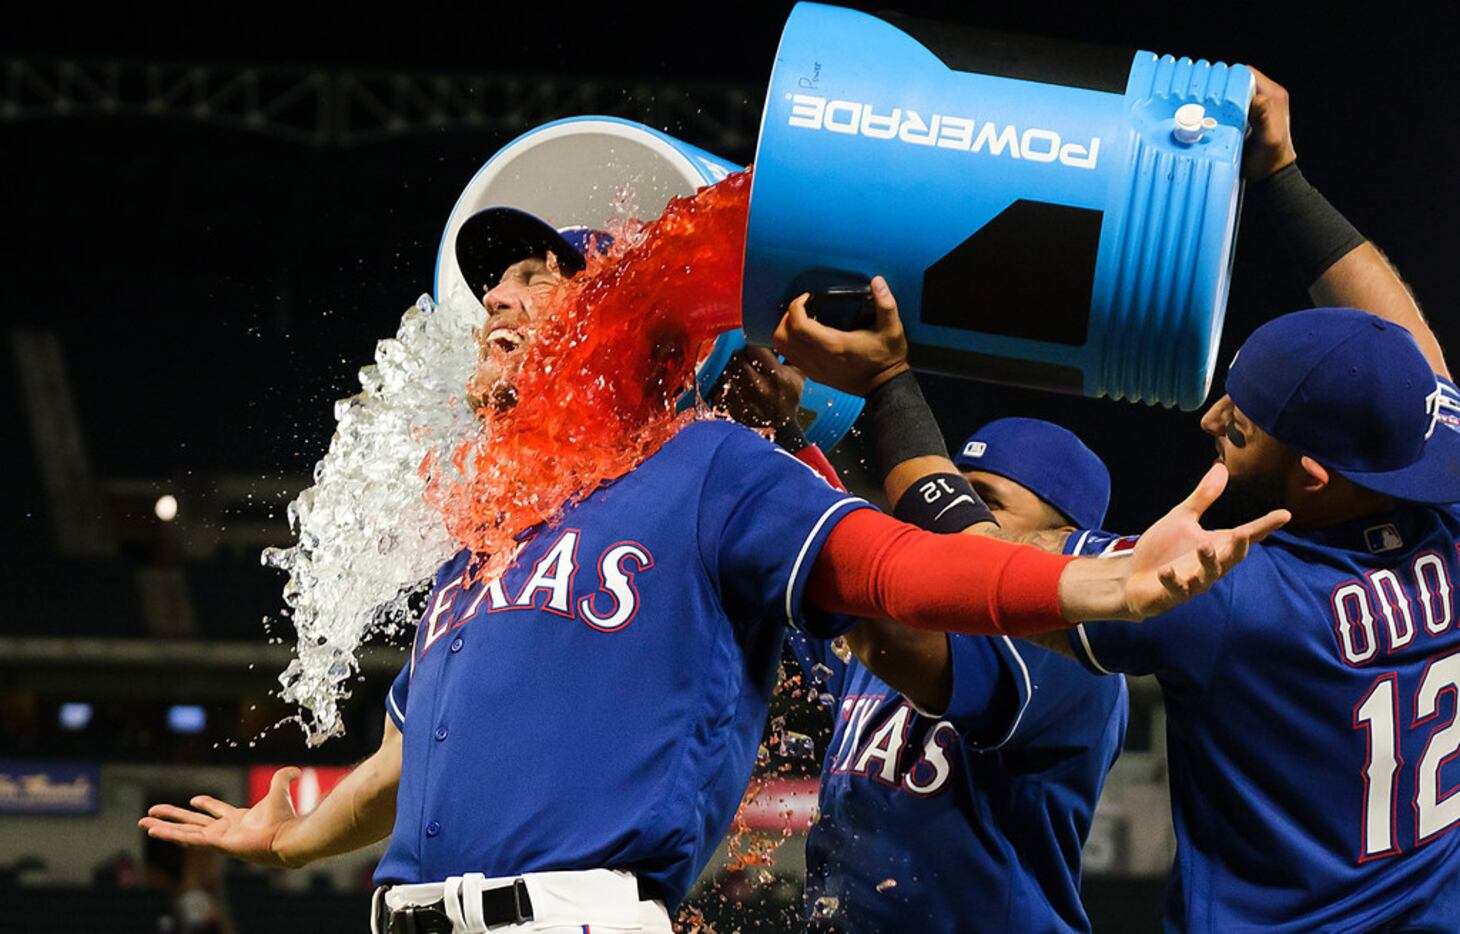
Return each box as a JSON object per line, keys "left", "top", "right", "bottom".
{"left": 166, "top": 704, "right": 206, "bottom": 734}
{"left": 154, "top": 494, "right": 178, "bottom": 521}
{"left": 58, "top": 702, "right": 93, "bottom": 731}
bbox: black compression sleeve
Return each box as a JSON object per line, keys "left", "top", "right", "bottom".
{"left": 862, "top": 370, "right": 950, "bottom": 480}
{"left": 1252, "top": 163, "right": 1367, "bottom": 286}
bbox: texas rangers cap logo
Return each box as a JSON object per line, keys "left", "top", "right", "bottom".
{"left": 962, "top": 441, "right": 987, "bottom": 459}
{"left": 1424, "top": 379, "right": 1460, "bottom": 440}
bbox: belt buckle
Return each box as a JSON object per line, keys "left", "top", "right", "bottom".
{"left": 388, "top": 903, "right": 452, "bottom": 934}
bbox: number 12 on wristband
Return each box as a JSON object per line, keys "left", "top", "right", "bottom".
{"left": 893, "top": 472, "right": 996, "bottom": 533}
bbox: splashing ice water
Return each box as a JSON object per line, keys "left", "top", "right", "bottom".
{"left": 262, "top": 292, "right": 486, "bottom": 745}
{"left": 265, "top": 170, "right": 753, "bottom": 744}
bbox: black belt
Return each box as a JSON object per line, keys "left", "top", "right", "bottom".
{"left": 375, "top": 876, "right": 660, "bottom": 933}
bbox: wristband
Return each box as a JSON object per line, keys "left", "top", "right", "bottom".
{"left": 893, "top": 472, "right": 997, "bottom": 533}
{"left": 863, "top": 370, "right": 950, "bottom": 480}
{"left": 1252, "top": 163, "right": 1367, "bottom": 286}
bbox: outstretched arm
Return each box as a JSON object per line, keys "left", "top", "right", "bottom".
{"left": 778, "top": 276, "right": 1110, "bottom": 693}
{"left": 807, "top": 462, "right": 1286, "bottom": 635}
{"left": 1246, "top": 67, "right": 1447, "bottom": 378}
{"left": 139, "top": 714, "right": 402, "bottom": 868}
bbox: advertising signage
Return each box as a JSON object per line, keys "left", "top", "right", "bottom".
{"left": 0, "top": 760, "right": 100, "bottom": 815}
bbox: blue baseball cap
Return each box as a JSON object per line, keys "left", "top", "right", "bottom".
{"left": 952, "top": 417, "right": 1111, "bottom": 529}
{"left": 455, "top": 207, "right": 613, "bottom": 291}
{"left": 1225, "top": 307, "right": 1460, "bottom": 504}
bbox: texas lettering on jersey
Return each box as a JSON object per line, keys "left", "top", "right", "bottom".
{"left": 417, "top": 530, "right": 654, "bottom": 660}
{"left": 827, "top": 693, "right": 959, "bottom": 797}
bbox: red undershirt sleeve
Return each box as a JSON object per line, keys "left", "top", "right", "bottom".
{"left": 808, "top": 508, "right": 1076, "bottom": 637}
{"left": 793, "top": 444, "right": 846, "bottom": 492}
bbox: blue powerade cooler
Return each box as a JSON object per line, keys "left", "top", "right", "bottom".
{"left": 743, "top": 3, "right": 1255, "bottom": 410}
{"left": 434, "top": 115, "right": 865, "bottom": 449}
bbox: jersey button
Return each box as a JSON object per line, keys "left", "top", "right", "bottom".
{"left": 450, "top": 637, "right": 464, "bottom": 653}
{"left": 435, "top": 726, "right": 448, "bottom": 742}
{"left": 425, "top": 821, "right": 440, "bottom": 837}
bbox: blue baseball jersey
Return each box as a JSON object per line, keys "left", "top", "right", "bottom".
{"left": 1067, "top": 506, "right": 1460, "bottom": 933}
{"left": 374, "top": 419, "right": 868, "bottom": 906}
{"left": 791, "top": 629, "right": 1127, "bottom": 933}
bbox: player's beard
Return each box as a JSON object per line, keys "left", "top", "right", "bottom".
{"left": 1202, "top": 464, "right": 1289, "bottom": 530}
{"left": 467, "top": 339, "right": 526, "bottom": 413}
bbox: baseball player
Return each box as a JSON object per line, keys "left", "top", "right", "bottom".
{"left": 717, "top": 354, "right": 1127, "bottom": 932}
{"left": 139, "top": 205, "right": 1278, "bottom": 934}
{"left": 777, "top": 69, "right": 1460, "bottom": 933}
{"left": 802, "top": 420, "right": 1126, "bottom": 934}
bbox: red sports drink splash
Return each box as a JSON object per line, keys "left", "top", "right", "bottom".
{"left": 424, "top": 169, "right": 752, "bottom": 581}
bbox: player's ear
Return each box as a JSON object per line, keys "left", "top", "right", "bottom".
{"left": 1297, "top": 455, "right": 1331, "bottom": 493}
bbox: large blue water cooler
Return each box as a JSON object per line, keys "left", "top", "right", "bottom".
{"left": 743, "top": 3, "right": 1254, "bottom": 410}
{"left": 436, "top": 115, "right": 865, "bottom": 448}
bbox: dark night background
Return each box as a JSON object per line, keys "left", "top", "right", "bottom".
{"left": 6, "top": 1, "right": 1459, "bottom": 540}
{"left": 1, "top": 1, "right": 1458, "bottom": 929}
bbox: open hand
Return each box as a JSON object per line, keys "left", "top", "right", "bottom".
{"left": 138, "top": 766, "right": 301, "bottom": 868}
{"left": 1122, "top": 463, "right": 1289, "bottom": 619}
{"left": 1058, "top": 463, "right": 1289, "bottom": 623}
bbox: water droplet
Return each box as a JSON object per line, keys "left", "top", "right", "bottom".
{"left": 780, "top": 731, "right": 815, "bottom": 759}
{"left": 811, "top": 896, "right": 839, "bottom": 920}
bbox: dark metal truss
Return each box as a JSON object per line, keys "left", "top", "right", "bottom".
{"left": 2, "top": 58, "right": 761, "bottom": 151}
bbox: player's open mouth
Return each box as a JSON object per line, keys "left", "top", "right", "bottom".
{"left": 486, "top": 327, "right": 525, "bottom": 353}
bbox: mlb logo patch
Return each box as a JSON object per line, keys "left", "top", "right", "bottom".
{"left": 1364, "top": 524, "right": 1404, "bottom": 554}
{"left": 962, "top": 441, "right": 987, "bottom": 459}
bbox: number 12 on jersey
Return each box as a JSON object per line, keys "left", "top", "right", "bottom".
{"left": 1354, "top": 651, "right": 1460, "bottom": 861}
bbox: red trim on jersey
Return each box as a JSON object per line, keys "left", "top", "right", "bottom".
{"left": 794, "top": 444, "right": 846, "bottom": 492}
{"left": 808, "top": 508, "right": 1073, "bottom": 636}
